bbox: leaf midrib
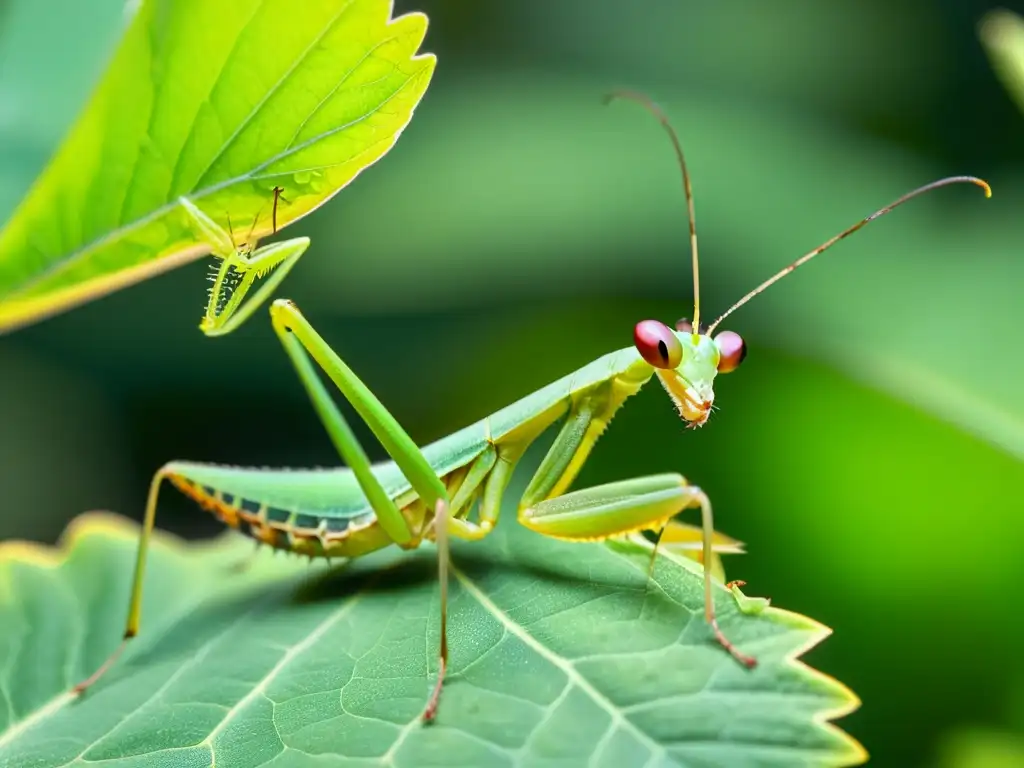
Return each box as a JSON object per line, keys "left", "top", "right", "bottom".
{"left": 183, "top": 0, "right": 358, "bottom": 196}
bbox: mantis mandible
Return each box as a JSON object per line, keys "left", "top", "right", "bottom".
{"left": 72, "top": 91, "right": 991, "bottom": 722}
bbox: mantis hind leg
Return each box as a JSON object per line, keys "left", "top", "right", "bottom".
{"left": 520, "top": 473, "right": 757, "bottom": 669}
{"left": 423, "top": 498, "right": 450, "bottom": 721}
{"left": 270, "top": 299, "right": 470, "bottom": 720}
{"left": 72, "top": 463, "right": 177, "bottom": 693}
{"left": 269, "top": 299, "right": 448, "bottom": 544}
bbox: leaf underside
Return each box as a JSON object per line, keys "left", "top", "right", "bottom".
{"left": 0, "top": 510, "right": 866, "bottom": 767}
{"left": 0, "top": 0, "right": 435, "bottom": 333}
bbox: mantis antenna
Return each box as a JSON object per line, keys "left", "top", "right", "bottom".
{"left": 605, "top": 90, "right": 703, "bottom": 334}
{"left": 705, "top": 175, "right": 992, "bottom": 335}
{"left": 223, "top": 186, "right": 284, "bottom": 253}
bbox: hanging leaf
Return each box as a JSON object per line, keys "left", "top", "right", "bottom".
{"left": 0, "top": 0, "right": 435, "bottom": 333}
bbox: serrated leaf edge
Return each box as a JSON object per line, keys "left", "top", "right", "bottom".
{"left": 628, "top": 537, "right": 868, "bottom": 767}
{"left": 0, "top": 514, "right": 868, "bottom": 766}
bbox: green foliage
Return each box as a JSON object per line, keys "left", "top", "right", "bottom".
{"left": 937, "top": 730, "right": 1024, "bottom": 768}
{"left": 981, "top": 9, "right": 1024, "bottom": 115}
{"left": 289, "top": 77, "right": 1022, "bottom": 463}
{"left": 0, "top": 511, "right": 865, "bottom": 767}
{"left": 935, "top": 674, "right": 1024, "bottom": 768}
{"left": 0, "top": 0, "right": 435, "bottom": 333}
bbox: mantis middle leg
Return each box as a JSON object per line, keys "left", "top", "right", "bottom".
{"left": 520, "top": 476, "right": 755, "bottom": 667}
{"left": 515, "top": 388, "right": 757, "bottom": 668}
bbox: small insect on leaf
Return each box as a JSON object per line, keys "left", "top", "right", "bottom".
{"left": 0, "top": 0, "right": 437, "bottom": 334}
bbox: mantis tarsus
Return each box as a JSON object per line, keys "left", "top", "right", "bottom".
{"left": 72, "top": 91, "right": 991, "bottom": 722}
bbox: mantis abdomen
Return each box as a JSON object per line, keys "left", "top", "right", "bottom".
{"left": 153, "top": 345, "right": 653, "bottom": 562}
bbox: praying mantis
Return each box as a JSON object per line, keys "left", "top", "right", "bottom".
{"left": 70, "top": 91, "right": 991, "bottom": 722}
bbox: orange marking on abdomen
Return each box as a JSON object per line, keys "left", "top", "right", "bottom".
{"left": 168, "top": 475, "right": 242, "bottom": 528}
{"left": 165, "top": 473, "right": 388, "bottom": 558}
{"left": 168, "top": 475, "right": 294, "bottom": 550}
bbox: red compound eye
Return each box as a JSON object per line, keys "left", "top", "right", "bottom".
{"left": 714, "top": 330, "right": 747, "bottom": 373}
{"left": 634, "top": 320, "right": 683, "bottom": 369}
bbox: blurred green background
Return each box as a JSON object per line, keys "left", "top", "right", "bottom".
{"left": 1, "top": 1, "right": 1022, "bottom": 765}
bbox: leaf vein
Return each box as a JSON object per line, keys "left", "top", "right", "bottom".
{"left": 622, "top": 689, "right": 843, "bottom": 715}
{"left": 192, "top": 0, "right": 359, "bottom": 192}
{"left": 518, "top": 679, "right": 575, "bottom": 756}
{"left": 247, "top": 70, "right": 421, "bottom": 178}
{"left": 53, "top": 599, "right": 265, "bottom": 768}
{"left": 449, "top": 627, "right": 507, "bottom": 679}
{"left": 281, "top": 33, "right": 397, "bottom": 155}
{"left": 166, "top": 0, "right": 267, "bottom": 198}
{"left": 203, "top": 580, "right": 373, "bottom": 754}
{"left": 450, "top": 563, "right": 668, "bottom": 767}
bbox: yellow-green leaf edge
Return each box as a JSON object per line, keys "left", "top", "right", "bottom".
{"left": 0, "top": 512, "right": 868, "bottom": 765}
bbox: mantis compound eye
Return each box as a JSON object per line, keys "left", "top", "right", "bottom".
{"left": 634, "top": 320, "right": 683, "bottom": 369}
{"left": 714, "top": 330, "right": 746, "bottom": 373}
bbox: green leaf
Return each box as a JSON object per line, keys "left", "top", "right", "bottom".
{"left": 0, "top": 511, "right": 865, "bottom": 766}
{"left": 0, "top": 0, "right": 435, "bottom": 333}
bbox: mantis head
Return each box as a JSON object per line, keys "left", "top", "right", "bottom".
{"left": 633, "top": 318, "right": 745, "bottom": 428}
{"left": 608, "top": 90, "right": 990, "bottom": 429}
